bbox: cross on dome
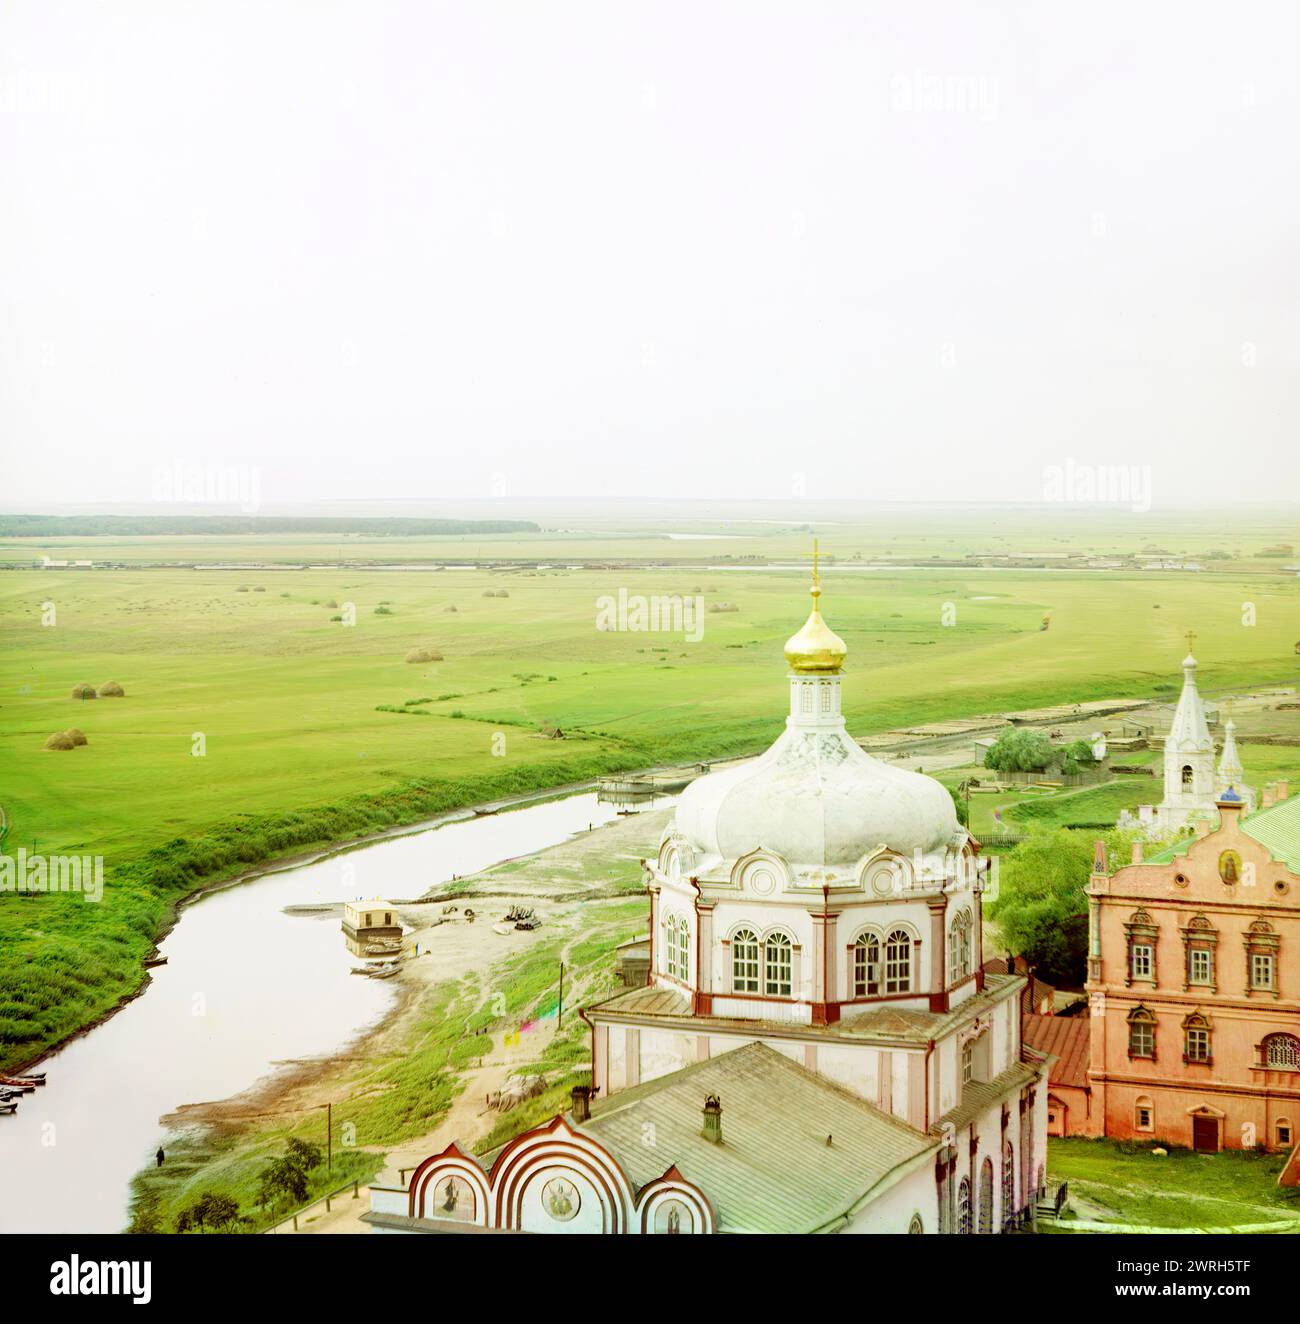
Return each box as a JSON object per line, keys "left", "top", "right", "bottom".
{"left": 783, "top": 540, "right": 847, "bottom": 674}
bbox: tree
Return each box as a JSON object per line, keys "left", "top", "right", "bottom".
{"left": 948, "top": 783, "right": 969, "bottom": 827}
{"left": 987, "top": 827, "right": 1136, "bottom": 987}
{"left": 258, "top": 1156, "right": 309, "bottom": 1209}
{"left": 984, "top": 729, "right": 1056, "bottom": 774}
{"left": 175, "top": 1191, "right": 241, "bottom": 1233}
{"left": 285, "top": 1138, "right": 323, "bottom": 1174}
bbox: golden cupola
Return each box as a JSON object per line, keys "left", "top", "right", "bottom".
{"left": 783, "top": 543, "right": 847, "bottom": 674}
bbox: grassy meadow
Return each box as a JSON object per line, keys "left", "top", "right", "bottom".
{"left": 2, "top": 514, "right": 1299, "bottom": 1070}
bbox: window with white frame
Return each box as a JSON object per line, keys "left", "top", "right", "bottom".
{"left": 961, "top": 1040, "right": 973, "bottom": 1085}
{"left": 885, "top": 929, "right": 912, "bottom": 994}
{"left": 1131, "top": 944, "right": 1153, "bottom": 980}
{"left": 853, "top": 934, "right": 880, "bottom": 997}
{"left": 731, "top": 929, "right": 760, "bottom": 994}
{"left": 1252, "top": 952, "right": 1275, "bottom": 991}
{"left": 1135, "top": 1097, "right": 1154, "bottom": 1132}
{"left": 674, "top": 916, "right": 690, "bottom": 982}
{"left": 764, "top": 932, "right": 793, "bottom": 997}
{"left": 1183, "top": 1013, "right": 1211, "bottom": 1064}
{"left": 661, "top": 914, "right": 674, "bottom": 975}
{"left": 1127, "top": 1006, "right": 1156, "bottom": 1059}
{"left": 1246, "top": 920, "right": 1279, "bottom": 994}
{"left": 1189, "top": 947, "right": 1213, "bottom": 985}
{"left": 1278, "top": 1119, "right": 1293, "bottom": 1147}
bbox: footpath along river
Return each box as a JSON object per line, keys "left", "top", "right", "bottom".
{"left": 0, "top": 791, "right": 620, "bottom": 1233}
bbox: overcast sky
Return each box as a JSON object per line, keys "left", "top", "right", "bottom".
{"left": 1, "top": 1, "right": 1297, "bottom": 510}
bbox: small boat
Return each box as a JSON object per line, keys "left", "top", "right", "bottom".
{"left": 143, "top": 956, "right": 168, "bottom": 969}
{"left": 368, "top": 964, "right": 402, "bottom": 980}
{"left": 0, "top": 1101, "right": 18, "bottom": 1115}
{"left": 0, "top": 1075, "right": 42, "bottom": 1090}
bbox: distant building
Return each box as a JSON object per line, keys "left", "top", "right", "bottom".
{"left": 1119, "top": 646, "right": 1253, "bottom": 837}
{"left": 1087, "top": 789, "right": 1300, "bottom": 1152}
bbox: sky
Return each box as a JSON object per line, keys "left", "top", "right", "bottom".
{"left": 1, "top": 1, "right": 1298, "bottom": 510}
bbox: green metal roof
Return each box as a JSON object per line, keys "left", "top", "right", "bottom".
{"left": 578, "top": 1042, "right": 936, "bottom": 1233}
{"left": 1240, "top": 793, "right": 1300, "bottom": 872}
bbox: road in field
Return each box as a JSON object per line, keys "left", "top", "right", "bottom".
{"left": 0, "top": 792, "right": 620, "bottom": 1234}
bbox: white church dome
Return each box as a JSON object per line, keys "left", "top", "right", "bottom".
{"left": 673, "top": 555, "right": 958, "bottom": 872}
{"left": 675, "top": 730, "right": 958, "bottom": 868}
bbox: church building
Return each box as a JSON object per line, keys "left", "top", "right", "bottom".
{"left": 367, "top": 562, "right": 1050, "bottom": 1234}
{"left": 1121, "top": 642, "right": 1255, "bottom": 837}
{"left": 1087, "top": 784, "right": 1300, "bottom": 1151}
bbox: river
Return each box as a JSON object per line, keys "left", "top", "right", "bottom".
{"left": 0, "top": 791, "right": 622, "bottom": 1234}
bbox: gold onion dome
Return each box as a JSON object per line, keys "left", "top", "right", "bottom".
{"left": 783, "top": 546, "right": 847, "bottom": 674}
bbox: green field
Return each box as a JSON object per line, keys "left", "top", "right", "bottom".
{"left": 1048, "top": 1138, "right": 1300, "bottom": 1231}
{"left": 2, "top": 513, "right": 1299, "bottom": 1070}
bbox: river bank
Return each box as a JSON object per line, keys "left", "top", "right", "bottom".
{"left": 1, "top": 749, "right": 710, "bottom": 1078}
{"left": 125, "top": 803, "right": 669, "bottom": 1234}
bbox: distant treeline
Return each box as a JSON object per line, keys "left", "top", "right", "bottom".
{"left": 0, "top": 515, "right": 540, "bottom": 537}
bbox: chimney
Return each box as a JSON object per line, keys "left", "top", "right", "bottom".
{"left": 570, "top": 1085, "right": 591, "bottom": 1123}
{"left": 1131, "top": 840, "right": 1144, "bottom": 864}
{"left": 1264, "top": 784, "right": 1278, "bottom": 808}
{"left": 702, "top": 1093, "right": 723, "bottom": 1144}
{"left": 1279, "top": 780, "right": 1290, "bottom": 801}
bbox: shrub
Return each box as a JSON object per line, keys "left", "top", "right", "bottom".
{"left": 66, "top": 728, "right": 88, "bottom": 747}
{"left": 405, "top": 647, "right": 444, "bottom": 663}
{"left": 70, "top": 683, "right": 97, "bottom": 699}
{"left": 374, "top": 605, "right": 394, "bottom": 615}
{"left": 99, "top": 681, "right": 125, "bottom": 697}
{"left": 444, "top": 605, "right": 457, "bottom": 612}
{"left": 44, "top": 732, "right": 76, "bottom": 750}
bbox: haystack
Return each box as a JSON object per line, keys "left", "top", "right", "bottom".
{"left": 44, "top": 732, "right": 76, "bottom": 750}
{"left": 70, "top": 683, "right": 97, "bottom": 699}
{"left": 99, "top": 680, "right": 125, "bottom": 697}
{"left": 66, "top": 727, "right": 88, "bottom": 746}
{"left": 405, "top": 647, "right": 444, "bottom": 664}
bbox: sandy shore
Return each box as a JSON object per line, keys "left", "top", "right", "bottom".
{"left": 159, "top": 803, "right": 673, "bottom": 1231}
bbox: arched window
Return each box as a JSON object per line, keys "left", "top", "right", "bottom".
{"left": 956, "top": 1178, "right": 972, "bottom": 1234}
{"left": 1134, "top": 1095, "right": 1154, "bottom": 1132}
{"left": 1181, "top": 764, "right": 1194, "bottom": 789}
{"left": 1263, "top": 1033, "right": 1300, "bottom": 1068}
{"left": 674, "top": 916, "right": 690, "bottom": 982}
{"left": 948, "top": 909, "right": 972, "bottom": 984}
{"left": 907, "top": 1213, "right": 923, "bottom": 1234}
{"left": 731, "top": 929, "right": 760, "bottom": 994}
{"left": 661, "top": 914, "right": 675, "bottom": 976}
{"left": 978, "top": 1158, "right": 993, "bottom": 1233}
{"left": 764, "top": 931, "right": 793, "bottom": 997}
{"left": 885, "top": 929, "right": 912, "bottom": 994}
{"left": 1127, "top": 1005, "right": 1156, "bottom": 1060}
{"left": 1001, "top": 1141, "right": 1015, "bottom": 1229}
{"left": 852, "top": 933, "right": 880, "bottom": 997}
{"left": 1182, "top": 1011, "right": 1211, "bottom": 1064}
